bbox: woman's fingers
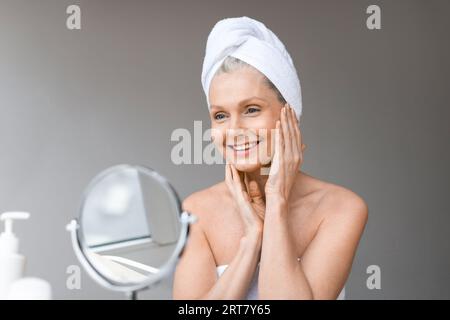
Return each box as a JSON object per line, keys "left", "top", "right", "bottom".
{"left": 280, "top": 105, "right": 289, "bottom": 154}
{"left": 289, "top": 106, "right": 300, "bottom": 152}
{"left": 293, "top": 108, "right": 302, "bottom": 154}
{"left": 230, "top": 164, "right": 249, "bottom": 202}
{"left": 289, "top": 106, "right": 303, "bottom": 166}
{"left": 296, "top": 124, "right": 303, "bottom": 165}
{"left": 225, "top": 164, "right": 234, "bottom": 195}
{"left": 271, "top": 120, "right": 280, "bottom": 173}
{"left": 273, "top": 119, "right": 280, "bottom": 157}
{"left": 225, "top": 164, "right": 239, "bottom": 196}
{"left": 272, "top": 119, "right": 284, "bottom": 178}
{"left": 281, "top": 105, "right": 290, "bottom": 153}
{"left": 292, "top": 107, "right": 304, "bottom": 164}
{"left": 231, "top": 164, "right": 242, "bottom": 190}
{"left": 277, "top": 106, "right": 285, "bottom": 174}
{"left": 243, "top": 173, "right": 255, "bottom": 203}
{"left": 226, "top": 163, "right": 242, "bottom": 201}
{"left": 238, "top": 170, "right": 251, "bottom": 202}
{"left": 243, "top": 171, "right": 251, "bottom": 196}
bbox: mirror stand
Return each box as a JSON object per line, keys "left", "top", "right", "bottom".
{"left": 66, "top": 219, "right": 136, "bottom": 300}
{"left": 66, "top": 219, "right": 146, "bottom": 299}
{"left": 67, "top": 211, "right": 197, "bottom": 299}
{"left": 125, "top": 291, "right": 138, "bottom": 300}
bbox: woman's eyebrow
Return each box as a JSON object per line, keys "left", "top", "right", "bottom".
{"left": 239, "top": 96, "right": 267, "bottom": 106}
{"left": 210, "top": 96, "right": 268, "bottom": 109}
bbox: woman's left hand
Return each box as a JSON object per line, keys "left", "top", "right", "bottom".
{"left": 265, "top": 104, "right": 305, "bottom": 205}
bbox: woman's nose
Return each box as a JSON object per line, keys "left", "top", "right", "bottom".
{"left": 227, "top": 115, "right": 244, "bottom": 130}
{"left": 225, "top": 117, "right": 250, "bottom": 144}
{"left": 225, "top": 118, "right": 243, "bottom": 142}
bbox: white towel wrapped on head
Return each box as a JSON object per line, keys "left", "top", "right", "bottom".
{"left": 201, "top": 16, "right": 302, "bottom": 120}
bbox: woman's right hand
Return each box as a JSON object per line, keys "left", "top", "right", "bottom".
{"left": 225, "top": 164, "right": 265, "bottom": 236}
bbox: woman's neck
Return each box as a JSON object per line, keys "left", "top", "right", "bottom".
{"left": 244, "top": 167, "right": 270, "bottom": 198}
{"left": 243, "top": 167, "right": 304, "bottom": 200}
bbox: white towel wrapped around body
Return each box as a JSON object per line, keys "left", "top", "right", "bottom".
{"left": 201, "top": 16, "right": 302, "bottom": 119}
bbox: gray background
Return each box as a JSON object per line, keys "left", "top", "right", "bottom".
{"left": 0, "top": 0, "right": 449, "bottom": 299}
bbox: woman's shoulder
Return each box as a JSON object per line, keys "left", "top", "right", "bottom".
{"left": 301, "top": 173, "right": 369, "bottom": 222}
{"left": 182, "top": 181, "right": 228, "bottom": 217}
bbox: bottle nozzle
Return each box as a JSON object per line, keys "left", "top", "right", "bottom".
{"left": 1, "top": 212, "right": 30, "bottom": 234}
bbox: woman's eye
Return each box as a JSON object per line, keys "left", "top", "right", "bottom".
{"left": 245, "top": 107, "right": 260, "bottom": 114}
{"left": 214, "top": 113, "right": 226, "bottom": 121}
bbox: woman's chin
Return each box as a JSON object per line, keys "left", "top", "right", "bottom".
{"left": 229, "top": 160, "right": 262, "bottom": 172}
{"left": 224, "top": 149, "right": 272, "bottom": 172}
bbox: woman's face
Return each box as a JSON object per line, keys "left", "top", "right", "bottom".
{"left": 209, "top": 67, "right": 284, "bottom": 172}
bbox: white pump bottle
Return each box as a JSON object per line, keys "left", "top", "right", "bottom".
{"left": 0, "top": 211, "right": 30, "bottom": 299}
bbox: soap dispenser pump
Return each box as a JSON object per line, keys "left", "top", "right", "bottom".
{"left": 0, "top": 212, "right": 30, "bottom": 299}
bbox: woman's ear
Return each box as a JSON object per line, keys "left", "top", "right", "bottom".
{"left": 301, "top": 143, "right": 307, "bottom": 153}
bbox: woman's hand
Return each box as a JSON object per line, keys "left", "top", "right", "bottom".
{"left": 225, "top": 163, "right": 265, "bottom": 236}
{"left": 265, "top": 104, "right": 305, "bottom": 206}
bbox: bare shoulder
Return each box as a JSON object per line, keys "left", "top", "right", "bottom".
{"left": 182, "top": 181, "right": 228, "bottom": 225}
{"left": 315, "top": 180, "right": 369, "bottom": 226}
{"left": 297, "top": 172, "right": 368, "bottom": 224}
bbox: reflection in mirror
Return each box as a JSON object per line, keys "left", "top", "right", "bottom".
{"left": 79, "top": 165, "right": 182, "bottom": 286}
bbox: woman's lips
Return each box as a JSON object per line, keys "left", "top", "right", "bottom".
{"left": 227, "top": 140, "right": 260, "bottom": 157}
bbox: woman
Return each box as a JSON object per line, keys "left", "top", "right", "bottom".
{"left": 173, "top": 16, "right": 368, "bottom": 300}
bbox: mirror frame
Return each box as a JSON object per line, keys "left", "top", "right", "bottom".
{"left": 67, "top": 164, "right": 197, "bottom": 297}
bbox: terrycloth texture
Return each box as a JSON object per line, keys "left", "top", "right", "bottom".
{"left": 201, "top": 16, "right": 303, "bottom": 120}
{"left": 216, "top": 264, "right": 259, "bottom": 300}
{"left": 216, "top": 264, "right": 346, "bottom": 300}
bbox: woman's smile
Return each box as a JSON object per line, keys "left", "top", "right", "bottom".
{"left": 227, "top": 139, "right": 261, "bottom": 157}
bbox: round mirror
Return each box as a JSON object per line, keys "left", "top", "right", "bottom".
{"left": 68, "top": 164, "right": 194, "bottom": 296}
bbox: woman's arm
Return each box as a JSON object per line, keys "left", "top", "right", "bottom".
{"left": 259, "top": 197, "right": 313, "bottom": 299}
{"left": 172, "top": 212, "right": 262, "bottom": 300}
{"left": 258, "top": 104, "right": 368, "bottom": 299}
{"left": 259, "top": 192, "right": 368, "bottom": 299}
{"left": 205, "top": 231, "right": 262, "bottom": 300}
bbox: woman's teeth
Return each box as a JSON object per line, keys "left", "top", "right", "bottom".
{"left": 232, "top": 141, "right": 258, "bottom": 151}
